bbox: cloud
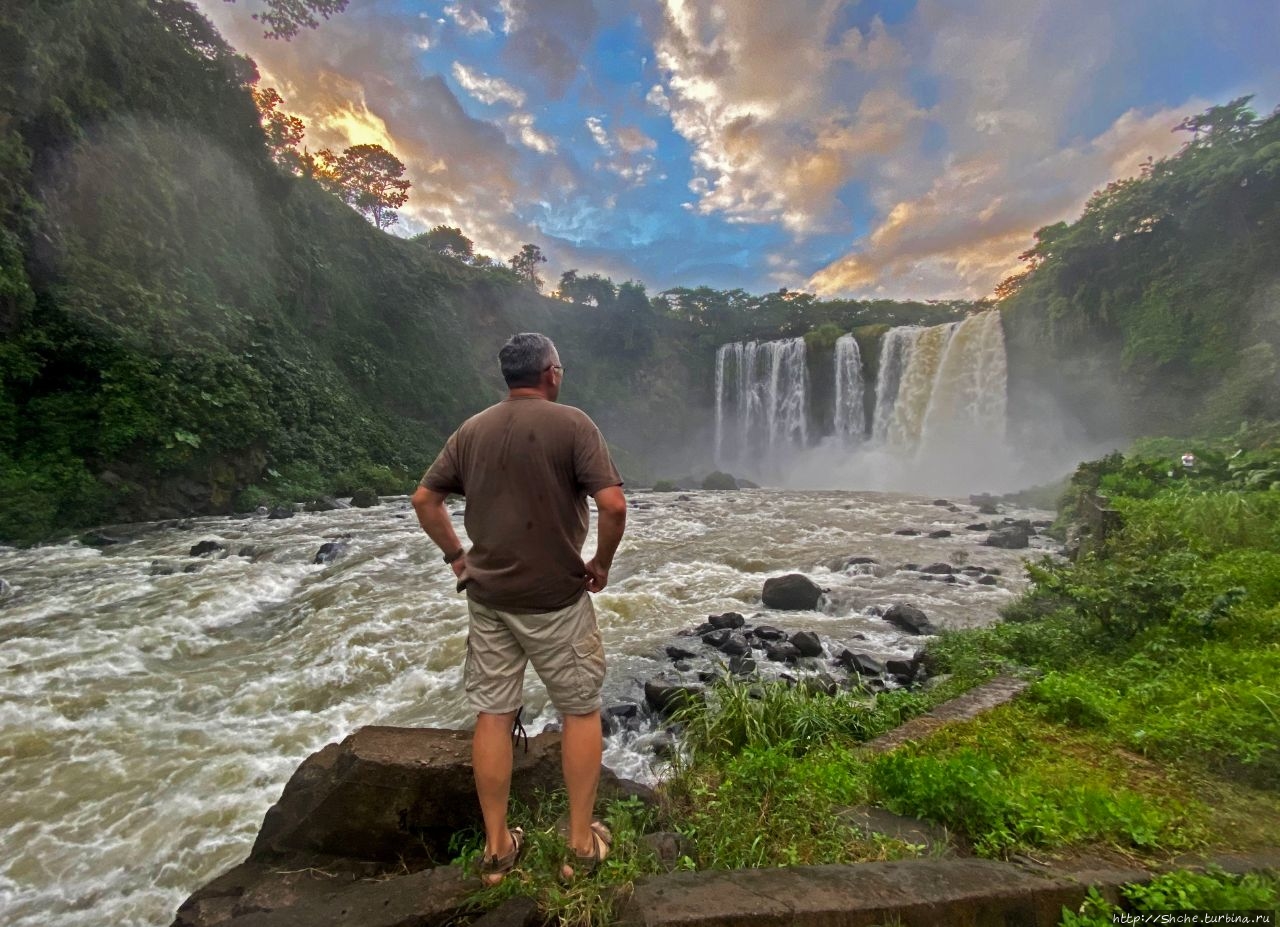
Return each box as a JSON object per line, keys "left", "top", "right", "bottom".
{"left": 500, "top": 0, "right": 599, "bottom": 99}
{"left": 651, "top": 0, "right": 920, "bottom": 234}
{"left": 807, "top": 103, "right": 1199, "bottom": 299}
{"left": 584, "top": 116, "right": 658, "bottom": 184}
{"left": 442, "top": 3, "right": 492, "bottom": 35}
{"left": 507, "top": 112, "right": 557, "bottom": 154}
{"left": 451, "top": 62, "right": 526, "bottom": 107}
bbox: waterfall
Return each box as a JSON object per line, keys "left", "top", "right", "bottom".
{"left": 918, "top": 310, "right": 1008, "bottom": 454}
{"left": 713, "top": 311, "right": 1008, "bottom": 484}
{"left": 712, "top": 338, "right": 808, "bottom": 471}
{"left": 833, "top": 334, "right": 866, "bottom": 444}
{"left": 885, "top": 322, "right": 958, "bottom": 450}
{"left": 871, "top": 326, "right": 917, "bottom": 443}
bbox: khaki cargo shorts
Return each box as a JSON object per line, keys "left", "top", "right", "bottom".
{"left": 464, "top": 593, "right": 606, "bottom": 716}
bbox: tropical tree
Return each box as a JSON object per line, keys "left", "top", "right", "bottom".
{"left": 417, "top": 226, "right": 473, "bottom": 260}
{"left": 510, "top": 244, "right": 547, "bottom": 290}
{"left": 316, "top": 145, "right": 411, "bottom": 230}
{"left": 251, "top": 87, "right": 306, "bottom": 172}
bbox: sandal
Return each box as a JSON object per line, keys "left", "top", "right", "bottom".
{"left": 561, "top": 821, "right": 612, "bottom": 881}
{"left": 479, "top": 826, "right": 525, "bottom": 886}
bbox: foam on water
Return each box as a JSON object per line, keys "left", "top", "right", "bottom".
{"left": 0, "top": 489, "right": 1050, "bottom": 927}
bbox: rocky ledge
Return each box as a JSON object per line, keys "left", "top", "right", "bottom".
{"left": 173, "top": 726, "right": 652, "bottom": 927}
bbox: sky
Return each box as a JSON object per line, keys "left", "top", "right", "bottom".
{"left": 199, "top": 0, "right": 1280, "bottom": 301}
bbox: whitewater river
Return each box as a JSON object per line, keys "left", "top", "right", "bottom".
{"left": 0, "top": 489, "right": 1054, "bottom": 927}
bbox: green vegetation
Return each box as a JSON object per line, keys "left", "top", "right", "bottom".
{"left": 1002, "top": 97, "right": 1280, "bottom": 440}
{"left": 1062, "top": 868, "right": 1280, "bottom": 926}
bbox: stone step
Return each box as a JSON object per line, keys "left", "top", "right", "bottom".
{"left": 861, "top": 673, "right": 1031, "bottom": 755}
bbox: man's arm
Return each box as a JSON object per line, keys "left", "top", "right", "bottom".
{"left": 583, "top": 485, "right": 626, "bottom": 593}
{"left": 411, "top": 485, "right": 467, "bottom": 580}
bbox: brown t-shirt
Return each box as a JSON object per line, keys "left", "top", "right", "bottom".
{"left": 420, "top": 397, "right": 623, "bottom": 612}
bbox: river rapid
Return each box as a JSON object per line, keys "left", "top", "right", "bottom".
{"left": 0, "top": 489, "right": 1053, "bottom": 927}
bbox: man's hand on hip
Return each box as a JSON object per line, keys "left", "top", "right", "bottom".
{"left": 583, "top": 557, "right": 609, "bottom": 592}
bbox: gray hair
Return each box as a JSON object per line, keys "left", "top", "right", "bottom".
{"left": 498, "top": 332, "right": 557, "bottom": 388}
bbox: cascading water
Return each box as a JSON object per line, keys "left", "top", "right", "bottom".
{"left": 833, "top": 334, "right": 866, "bottom": 445}
{"left": 714, "top": 338, "right": 808, "bottom": 474}
{"left": 714, "top": 311, "right": 1010, "bottom": 488}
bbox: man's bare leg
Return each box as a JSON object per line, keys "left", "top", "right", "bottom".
{"left": 562, "top": 709, "right": 603, "bottom": 857}
{"left": 474, "top": 709, "right": 518, "bottom": 860}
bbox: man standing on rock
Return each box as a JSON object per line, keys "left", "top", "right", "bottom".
{"left": 411, "top": 332, "right": 627, "bottom": 883}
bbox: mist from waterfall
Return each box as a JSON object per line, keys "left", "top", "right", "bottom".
{"left": 713, "top": 311, "right": 1032, "bottom": 493}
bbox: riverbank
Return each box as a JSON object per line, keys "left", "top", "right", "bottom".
{"left": 452, "top": 439, "right": 1280, "bottom": 924}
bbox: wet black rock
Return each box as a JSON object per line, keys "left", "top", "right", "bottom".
{"left": 633, "top": 731, "right": 677, "bottom": 759}
{"left": 931, "top": 499, "right": 951, "bottom": 506}
{"left": 607, "top": 703, "right": 639, "bottom": 722}
{"left": 643, "top": 680, "right": 702, "bottom": 717}
{"left": 883, "top": 603, "right": 936, "bottom": 635}
{"left": 751, "top": 625, "right": 786, "bottom": 641}
{"left": 983, "top": 526, "right": 1031, "bottom": 549}
{"left": 978, "top": 503, "right": 1000, "bottom": 515}
{"left": 893, "top": 528, "right": 921, "bottom": 536}
{"left": 237, "top": 545, "right": 259, "bottom": 559}
{"left": 976, "top": 575, "right": 998, "bottom": 585}
{"left": 835, "top": 650, "right": 884, "bottom": 676}
{"left": 728, "top": 656, "right": 757, "bottom": 676}
{"left": 719, "top": 633, "right": 751, "bottom": 657}
{"left": 790, "top": 630, "right": 824, "bottom": 658}
{"left": 268, "top": 506, "right": 294, "bottom": 520}
{"left": 182, "top": 563, "right": 205, "bottom": 574}
{"left": 885, "top": 657, "right": 916, "bottom": 678}
{"left": 966, "top": 523, "right": 989, "bottom": 531}
{"left": 665, "top": 644, "right": 698, "bottom": 661}
{"left": 189, "top": 540, "right": 226, "bottom": 558}
{"left": 927, "top": 529, "right": 953, "bottom": 538}
{"left": 673, "top": 661, "right": 692, "bottom": 672}
{"left": 900, "top": 563, "right": 920, "bottom": 572}
{"left": 701, "top": 628, "right": 732, "bottom": 649}
{"left": 80, "top": 531, "right": 126, "bottom": 547}
{"left": 306, "top": 496, "right": 344, "bottom": 513}
{"left": 761, "top": 573, "right": 823, "bottom": 610}
{"left": 920, "top": 562, "right": 955, "bottom": 574}
{"left": 709, "top": 612, "right": 746, "bottom": 630}
{"left": 765, "top": 641, "right": 802, "bottom": 662}
{"left": 314, "top": 541, "right": 348, "bottom": 565}
{"left": 149, "top": 561, "right": 177, "bottom": 576}
{"left": 350, "top": 488, "right": 380, "bottom": 508}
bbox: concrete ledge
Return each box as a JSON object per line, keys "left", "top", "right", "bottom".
{"left": 617, "top": 851, "right": 1280, "bottom": 927}
{"left": 618, "top": 858, "right": 1128, "bottom": 927}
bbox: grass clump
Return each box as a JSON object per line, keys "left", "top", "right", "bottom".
{"left": 450, "top": 794, "right": 664, "bottom": 927}
{"left": 1062, "top": 867, "right": 1280, "bottom": 926}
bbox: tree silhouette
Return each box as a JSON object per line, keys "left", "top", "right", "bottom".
{"left": 223, "top": 0, "right": 350, "bottom": 40}
{"left": 316, "top": 145, "right": 411, "bottom": 230}
{"left": 510, "top": 244, "right": 547, "bottom": 290}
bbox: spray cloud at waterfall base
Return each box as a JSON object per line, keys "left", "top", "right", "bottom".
{"left": 713, "top": 311, "right": 1069, "bottom": 495}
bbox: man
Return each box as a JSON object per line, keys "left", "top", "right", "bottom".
{"left": 411, "top": 332, "right": 627, "bottom": 884}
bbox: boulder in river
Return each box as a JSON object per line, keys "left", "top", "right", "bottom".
{"left": 919, "top": 562, "right": 955, "bottom": 574}
{"left": 267, "top": 506, "right": 294, "bottom": 520}
{"left": 983, "top": 526, "right": 1031, "bottom": 549}
{"left": 883, "top": 603, "right": 936, "bottom": 635}
{"left": 750, "top": 625, "right": 786, "bottom": 641}
{"left": 350, "top": 488, "right": 380, "bottom": 508}
{"left": 835, "top": 650, "right": 885, "bottom": 677}
{"left": 765, "top": 641, "right": 802, "bottom": 662}
{"left": 927, "top": 529, "right": 953, "bottom": 539}
{"left": 718, "top": 633, "right": 751, "bottom": 657}
{"left": 665, "top": 644, "right": 697, "bottom": 661}
{"left": 789, "top": 630, "right": 824, "bottom": 658}
{"left": 189, "top": 540, "right": 226, "bottom": 558}
{"left": 314, "top": 540, "right": 349, "bottom": 565}
{"left": 701, "top": 628, "right": 732, "bottom": 649}
{"left": 708, "top": 611, "right": 745, "bottom": 630}
{"left": 644, "top": 680, "right": 703, "bottom": 717}
{"left": 306, "top": 496, "right": 348, "bottom": 513}
{"left": 893, "top": 528, "right": 921, "bottom": 536}
{"left": 761, "top": 573, "right": 824, "bottom": 610}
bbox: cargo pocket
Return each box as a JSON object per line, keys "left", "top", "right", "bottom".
{"left": 571, "top": 627, "right": 606, "bottom": 705}
{"left": 463, "top": 632, "right": 479, "bottom": 695}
